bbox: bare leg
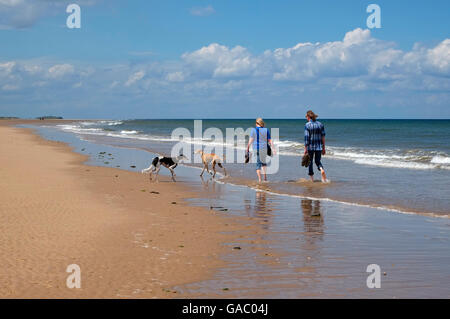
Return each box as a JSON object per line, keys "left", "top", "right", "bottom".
{"left": 262, "top": 166, "right": 267, "bottom": 182}
{"left": 256, "top": 169, "right": 262, "bottom": 183}
{"left": 320, "top": 168, "right": 327, "bottom": 182}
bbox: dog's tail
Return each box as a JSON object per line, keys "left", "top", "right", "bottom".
{"left": 215, "top": 154, "right": 225, "bottom": 164}
{"left": 217, "top": 162, "right": 227, "bottom": 176}
{"left": 141, "top": 165, "right": 154, "bottom": 174}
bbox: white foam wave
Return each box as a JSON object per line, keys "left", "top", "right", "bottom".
{"left": 120, "top": 130, "right": 139, "bottom": 135}
{"left": 55, "top": 123, "right": 450, "bottom": 171}
{"left": 431, "top": 156, "right": 450, "bottom": 164}
{"left": 353, "top": 158, "right": 437, "bottom": 170}
{"left": 96, "top": 120, "right": 123, "bottom": 126}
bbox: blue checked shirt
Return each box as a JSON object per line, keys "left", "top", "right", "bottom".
{"left": 304, "top": 120, "right": 325, "bottom": 151}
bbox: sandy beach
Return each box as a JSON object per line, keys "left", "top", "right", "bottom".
{"left": 0, "top": 121, "right": 242, "bottom": 298}
{"left": 1, "top": 120, "right": 449, "bottom": 299}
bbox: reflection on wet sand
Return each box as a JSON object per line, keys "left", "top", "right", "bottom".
{"left": 243, "top": 191, "right": 275, "bottom": 230}
{"left": 301, "top": 199, "right": 324, "bottom": 242}
{"left": 199, "top": 175, "right": 214, "bottom": 190}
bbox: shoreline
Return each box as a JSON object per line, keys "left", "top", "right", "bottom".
{"left": 35, "top": 118, "right": 449, "bottom": 218}
{"left": 0, "top": 121, "right": 246, "bottom": 298}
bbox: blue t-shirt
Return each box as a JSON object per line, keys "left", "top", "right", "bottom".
{"left": 250, "top": 127, "right": 271, "bottom": 150}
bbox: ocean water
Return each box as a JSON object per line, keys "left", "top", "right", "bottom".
{"left": 52, "top": 119, "right": 450, "bottom": 216}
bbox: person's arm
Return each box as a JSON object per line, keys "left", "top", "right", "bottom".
{"left": 321, "top": 136, "right": 326, "bottom": 155}
{"left": 268, "top": 138, "right": 276, "bottom": 155}
{"left": 267, "top": 129, "right": 276, "bottom": 155}
{"left": 304, "top": 125, "right": 310, "bottom": 154}
{"left": 247, "top": 128, "right": 255, "bottom": 152}
{"left": 247, "top": 137, "right": 254, "bottom": 152}
{"left": 321, "top": 123, "right": 326, "bottom": 155}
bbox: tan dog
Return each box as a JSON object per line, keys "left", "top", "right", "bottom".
{"left": 195, "top": 150, "right": 227, "bottom": 178}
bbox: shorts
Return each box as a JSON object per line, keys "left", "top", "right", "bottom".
{"left": 256, "top": 152, "right": 267, "bottom": 170}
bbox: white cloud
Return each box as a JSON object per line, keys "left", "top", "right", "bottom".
{"left": 182, "top": 43, "right": 256, "bottom": 78}
{"left": 1, "top": 28, "right": 449, "bottom": 118}
{"left": 72, "top": 81, "right": 82, "bottom": 88}
{"left": 165, "top": 71, "right": 185, "bottom": 82}
{"left": 426, "top": 39, "right": 450, "bottom": 74}
{"left": 0, "top": 61, "right": 16, "bottom": 74}
{"left": 47, "top": 64, "right": 74, "bottom": 78}
{"left": 125, "top": 70, "right": 145, "bottom": 86}
{"left": 190, "top": 5, "right": 215, "bottom": 17}
{"left": 2, "top": 83, "right": 19, "bottom": 90}
{"left": 342, "top": 28, "right": 371, "bottom": 45}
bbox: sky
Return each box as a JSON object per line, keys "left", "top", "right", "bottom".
{"left": 0, "top": 0, "right": 449, "bottom": 119}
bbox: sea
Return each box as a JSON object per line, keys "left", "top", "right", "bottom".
{"left": 52, "top": 119, "right": 450, "bottom": 217}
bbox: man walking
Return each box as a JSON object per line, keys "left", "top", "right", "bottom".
{"left": 304, "top": 110, "right": 328, "bottom": 182}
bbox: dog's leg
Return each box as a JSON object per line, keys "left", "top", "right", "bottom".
{"left": 154, "top": 166, "right": 161, "bottom": 182}
{"left": 169, "top": 164, "right": 177, "bottom": 182}
{"left": 169, "top": 164, "right": 177, "bottom": 177}
{"left": 169, "top": 168, "right": 176, "bottom": 182}
{"left": 218, "top": 162, "right": 227, "bottom": 176}
{"left": 200, "top": 164, "right": 206, "bottom": 176}
{"left": 149, "top": 167, "right": 157, "bottom": 181}
{"left": 212, "top": 161, "right": 216, "bottom": 178}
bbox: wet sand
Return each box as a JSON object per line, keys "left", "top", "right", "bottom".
{"left": 0, "top": 121, "right": 246, "bottom": 298}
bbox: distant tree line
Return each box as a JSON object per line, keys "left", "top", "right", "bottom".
{"left": 36, "top": 116, "right": 64, "bottom": 120}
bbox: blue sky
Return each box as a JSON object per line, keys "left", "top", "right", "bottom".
{"left": 0, "top": 0, "right": 449, "bottom": 118}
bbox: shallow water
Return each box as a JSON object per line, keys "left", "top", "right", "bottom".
{"left": 25, "top": 124, "right": 450, "bottom": 298}
{"left": 50, "top": 120, "right": 450, "bottom": 216}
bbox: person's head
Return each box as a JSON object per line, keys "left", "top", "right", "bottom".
{"left": 306, "top": 110, "right": 318, "bottom": 121}
{"left": 256, "top": 117, "right": 265, "bottom": 127}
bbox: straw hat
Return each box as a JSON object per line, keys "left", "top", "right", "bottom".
{"left": 256, "top": 118, "right": 265, "bottom": 127}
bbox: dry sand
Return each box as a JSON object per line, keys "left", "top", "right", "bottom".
{"left": 0, "top": 122, "right": 243, "bottom": 298}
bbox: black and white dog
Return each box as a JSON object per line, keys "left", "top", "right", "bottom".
{"left": 141, "top": 154, "right": 187, "bottom": 182}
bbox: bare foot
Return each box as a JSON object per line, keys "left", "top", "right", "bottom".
{"left": 320, "top": 169, "right": 328, "bottom": 182}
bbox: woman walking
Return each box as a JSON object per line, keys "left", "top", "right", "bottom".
{"left": 246, "top": 118, "right": 276, "bottom": 183}
{"left": 304, "top": 110, "right": 328, "bottom": 182}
